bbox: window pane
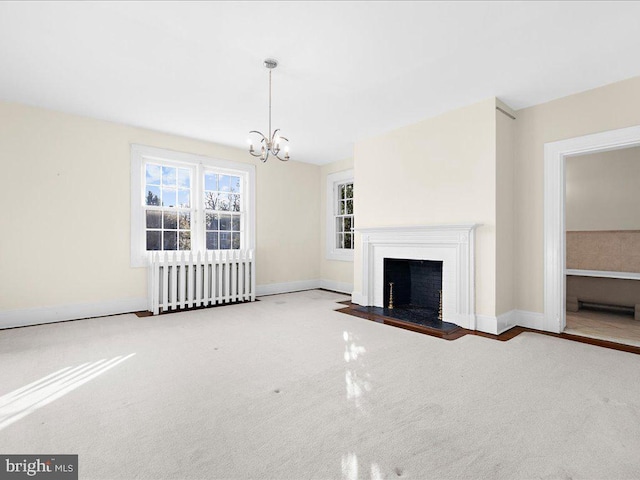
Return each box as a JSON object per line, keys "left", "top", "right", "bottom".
{"left": 146, "top": 210, "right": 162, "bottom": 229}
{"left": 218, "top": 194, "right": 230, "bottom": 211}
{"left": 219, "top": 214, "right": 231, "bottom": 231}
{"left": 162, "top": 187, "right": 177, "bottom": 207}
{"left": 163, "top": 211, "right": 178, "bottom": 229}
{"left": 344, "top": 217, "right": 352, "bottom": 232}
{"left": 337, "top": 233, "right": 344, "bottom": 249}
{"left": 229, "top": 176, "right": 241, "bottom": 193}
{"left": 231, "top": 215, "right": 240, "bottom": 231}
{"left": 163, "top": 231, "right": 177, "bottom": 250}
{"left": 162, "top": 166, "right": 177, "bottom": 186}
{"left": 230, "top": 194, "right": 241, "bottom": 212}
{"left": 145, "top": 186, "right": 161, "bottom": 206}
{"left": 204, "top": 191, "right": 217, "bottom": 210}
{"left": 344, "top": 233, "right": 353, "bottom": 249}
{"left": 339, "top": 184, "right": 345, "bottom": 200}
{"left": 179, "top": 231, "right": 191, "bottom": 250}
{"left": 219, "top": 175, "right": 232, "bottom": 192}
{"left": 220, "top": 232, "right": 231, "bottom": 249}
{"left": 336, "top": 217, "right": 343, "bottom": 232}
{"left": 346, "top": 199, "right": 353, "bottom": 214}
{"left": 178, "top": 168, "right": 191, "bottom": 188}
{"left": 206, "top": 232, "right": 219, "bottom": 250}
{"left": 231, "top": 232, "right": 240, "bottom": 249}
{"left": 179, "top": 212, "right": 190, "bottom": 230}
{"left": 346, "top": 183, "right": 353, "bottom": 199}
{"left": 205, "top": 173, "right": 217, "bottom": 191}
{"left": 146, "top": 231, "right": 161, "bottom": 250}
{"left": 178, "top": 189, "right": 190, "bottom": 208}
{"left": 339, "top": 201, "right": 345, "bottom": 215}
{"left": 206, "top": 213, "right": 218, "bottom": 230}
{"left": 145, "top": 164, "right": 161, "bottom": 185}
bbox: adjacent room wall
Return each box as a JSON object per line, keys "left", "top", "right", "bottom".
{"left": 353, "top": 98, "right": 498, "bottom": 317}
{"left": 0, "top": 101, "right": 320, "bottom": 319}
{"left": 566, "top": 146, "right": 640, "bottom": 231}
{"left": 514, "top": 75, "right": 640, "bottom": 314}
{"left": 319, "top": 157, "right": 355, "bottom": 293}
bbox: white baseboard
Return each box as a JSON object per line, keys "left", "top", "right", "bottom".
{"left": 476, "top": 310, "right": 528, "bottom": 335}
{"left": 350, "top": 291, "right": 367, "bottom": 306}
{"left": 0, "top": 297, "right": 147, "bottom": 330}
{"left": 318, "top": 280, "right": 353, "bottom": 294}
{"left": 477, "top": 309, "right": 546, "bottom": 335}
{"left": 498, "top": 310, "right": 519, "bottom": 334}
{"left": 514, "top": 309, "right": 545, "bottom": 330}
{"left": 256, "top": 279, "right": 353, "bottom": 297}
{"left": 256, "top": 279, "right": 321, "bottom": 297}
{"left": 476, "top": 314, "right": 498, "bottom": 335}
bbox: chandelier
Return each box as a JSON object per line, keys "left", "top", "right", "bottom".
{"left": 248, "top": 59, "right": 290, "bottom": 162}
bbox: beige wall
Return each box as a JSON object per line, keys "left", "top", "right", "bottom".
{"left": 0, "top": 101, "right": 320, "bottom": 311}
{"left": 353, "top": 98, "right": 498, "bottom": 317}
{"left": 319, "top": 157, "right": 355, "bottom": 290}
{"left": 514, "top": 75, "right": 640, "bottom": 313}
{"left": 566, "top": 146, "right": 640, "bottom": 231}
{"left": 496, "top": 103, "right": 516, "bottom": 315}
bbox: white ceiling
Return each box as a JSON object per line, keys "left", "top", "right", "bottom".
{"left": 1, "top": 1, "right": 640, "bottom": 165}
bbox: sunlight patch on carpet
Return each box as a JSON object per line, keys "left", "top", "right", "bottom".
{"left": 0, "top": 353, "right": 136, "bottom": 431}
{"left": 343, "top": 331, "right": 371, "bottom": 411}
{"left": 341, "top": 452, "right": 383, "bottom": 480}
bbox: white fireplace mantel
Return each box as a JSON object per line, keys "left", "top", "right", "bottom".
{"left": 353, "top": 224, "right": 480, "bottom": 330}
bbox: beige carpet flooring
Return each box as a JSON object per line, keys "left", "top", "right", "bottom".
{"left": 1, "top": 289, "right": 640, "bottom": 479}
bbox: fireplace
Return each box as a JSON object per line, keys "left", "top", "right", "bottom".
{"left": 354, "top": 224, "right": 479, "bottom": 330}
{"left": 383, "top": 259, "right": 443, "bottom": 320}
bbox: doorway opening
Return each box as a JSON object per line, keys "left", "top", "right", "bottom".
{"left": 544, "top": 125, "right": 640, "bottom": 346}
{"left": 564, "top": 147, "right": 640, "bottom": 347}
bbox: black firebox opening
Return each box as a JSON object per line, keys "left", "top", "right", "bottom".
{"left": 383, "top": 258, "right": 443, "bottom": 322}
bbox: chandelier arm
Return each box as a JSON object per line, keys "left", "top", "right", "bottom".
{"left": 274, "top": 136, "right": 290, "bottom": 161}
{"left": 248, "top": 131, "right": 268, "bottom": 157}
{"left": 249, "top": 130, "right": 268, "bottom": 142}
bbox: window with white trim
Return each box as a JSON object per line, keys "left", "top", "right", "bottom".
{"left": 131, "top": 145, "right": 255, "bottom": 267}
{"left": 326, "top": 169, "right": 354, "bottom": 261}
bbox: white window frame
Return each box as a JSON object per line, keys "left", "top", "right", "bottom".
{"left": 326, "top": 169, "right": 354, "bottom": 261}
{"left": 131, "top": 144, "right": 256, "bottom": 267}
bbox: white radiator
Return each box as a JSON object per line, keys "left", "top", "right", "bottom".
{"left": 148, "top": 250, "right": 255, "bottom": 315}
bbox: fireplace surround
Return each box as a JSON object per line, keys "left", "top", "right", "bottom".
{"left": 354, "top": 224, "right": 479, "bottom": 330}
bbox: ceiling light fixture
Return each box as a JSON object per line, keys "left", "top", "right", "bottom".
{"left": 247, "top": 59, "right": 290, "bottom": 162}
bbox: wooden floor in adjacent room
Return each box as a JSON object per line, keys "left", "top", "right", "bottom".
{"left": 565, "top": 309, "right": 640, "bottom": 347}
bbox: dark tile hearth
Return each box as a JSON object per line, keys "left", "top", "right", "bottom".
{"left": 335, "top": 300, "right": 640, "bottom": 354}
{"left": 352, "top": 305, "right": 459, "bottom": 333}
